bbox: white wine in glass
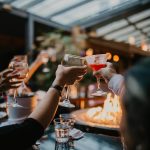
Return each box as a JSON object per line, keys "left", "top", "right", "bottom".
{"left": 8, "top": 57, "right": 29, "bottom": 108}
{"left": 59, "top": 54, "right": 86, "bottom": 108}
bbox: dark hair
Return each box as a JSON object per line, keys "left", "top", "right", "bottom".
{"left": 122, "top": 57, "right": 150, "bottom": 150}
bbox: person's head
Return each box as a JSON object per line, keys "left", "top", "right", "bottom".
{"left": 121, "top": 57, "right": 150, "bottom": 150}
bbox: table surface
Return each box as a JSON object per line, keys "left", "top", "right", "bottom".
{"left": 0, "top": 118, "right": 122, "bottom": 150}
{"left": 39, "top": 127, "right": 122, "bottom": 150}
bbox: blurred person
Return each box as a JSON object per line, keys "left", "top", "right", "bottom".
{"left": 0, "top": 64, "right": 87, "bottom": 150}
{"left": 7, "top": 52, "right": 49, "bottom": 96}
{"left": 94, "top": 58, "right": 150, "bottom": 150}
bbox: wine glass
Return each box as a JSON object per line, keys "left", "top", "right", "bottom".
{"left": 86, "top": 54, "right": 107, "bottom": 96}
{"left": 59, "top": 54, "right": 86, "bottom": 108}
{"left": 8, "top": 59, "right": 29, "bottom": 107}
{"left": 41, "top": 51, "right": 50, "bottom": 73}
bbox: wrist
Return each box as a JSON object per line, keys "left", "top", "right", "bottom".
{"left": 53, "top": 78, "right": 65, "bottom": 87}
{"left": 51, "top": 85, "right": 63, "bottom": 96}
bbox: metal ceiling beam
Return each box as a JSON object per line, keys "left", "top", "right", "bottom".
{"left": 85, "top": 1, "right": 150, "bottom": 30}
{"left": 32, "top": 15, "right": 71, "bottom": 31}
{"left": 0, "top": 6, "right": 70, "bottom": 31}
{"left": 25, "top": 14, "right": 34, "bottom": 54}
{"left": 0, "top": 3, "right": 27, "bottom": 18}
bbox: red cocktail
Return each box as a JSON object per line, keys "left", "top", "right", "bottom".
{"left": 89, "top": 64, "right": 106, "bottom": 71}
{"left": 86, "top": 54, "right": 107, "bottom": 96}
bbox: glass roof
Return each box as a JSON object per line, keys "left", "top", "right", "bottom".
{"left": 96, "top": 19, "right": 128, "bottom": 36}
{"left": 51, "top": 0, "right": 137, "bottom": 26}
{"left": 95, "top": 7, "right": 150, "bottom": 48}
{"left": 0, "top": 0, "right": 149, "bottom": 48}
{"left": 28, "top": 0, "right": 85, "bottom": 17}
{"left": 128, "top": 9, "right": 150, "bottom": 23}
{"left": 11, "top": 0, "right": 38, "bottom": 9}
{"left": 105, "top": 26, "right": 135, "bottom": 40}
{"left": 0, "top": 0, "right": 139, "bottom": 27}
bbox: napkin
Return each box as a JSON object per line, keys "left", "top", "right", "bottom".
{"left": 69, "top": 128, "right": 84, "bottom": 140}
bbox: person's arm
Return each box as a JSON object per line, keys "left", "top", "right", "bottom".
{"left": 0, "top": 65, "right": 86, "bottom": 149}
{"left": 0, "top": 118, "right": 44, "bottom": 150}
{"left": 25, "top": 52, "right": 49, "bottom": 83}
{"left": 29, "top": 65, "right": 87, "bottom": 128}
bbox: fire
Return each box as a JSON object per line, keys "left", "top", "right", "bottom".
{"left": 86, "top": 93, "right": 122, "bottom": 128}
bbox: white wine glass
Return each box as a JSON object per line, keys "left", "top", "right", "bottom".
{"left": 8, "top": 58, "right": 29, "bottom": 108}
{"left": 41, "top": 51, "right": 50, "bottom": 73}
{"left": 59, "top": 54, "right": 86, "bottom": 108}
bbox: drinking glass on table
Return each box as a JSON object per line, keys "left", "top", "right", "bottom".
{"left": 59, "top": 114, "right": 75, "bottom": 130}
{"left": 54, "top": 118, "right": 70, "bottom": 143}
{"left": 59, "top": 54, "right": 86, "bottom": 108}
{"left": 86, "top": 54, "right": 107, "bottom": 96}
{"left": 8, "top": 57, "right": 29, "bottom": 107}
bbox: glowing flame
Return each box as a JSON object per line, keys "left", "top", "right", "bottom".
{"left": 86, "top": 93, "right": 122, "bottom": 127}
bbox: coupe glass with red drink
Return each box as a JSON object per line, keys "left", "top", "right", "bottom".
{"left": 86, "top": 54, "right": 107, "bottom": 96}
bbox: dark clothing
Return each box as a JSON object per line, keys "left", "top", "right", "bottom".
{"left": 0, "top": 118, "right": 44, "bottom": 150}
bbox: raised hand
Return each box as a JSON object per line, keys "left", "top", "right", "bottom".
{"left": 53, "top": 65, "right": 87, "bottom": 86}
{"left": 93, "top": 62, "right": 116, "bottom": 83}
{"left": 0, "top": 69, "right": 22, "bottom": 92}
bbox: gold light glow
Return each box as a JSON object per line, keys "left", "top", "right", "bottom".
{"left": 141, "top": 43, "right": 148, "bottom": 51}
{"left": 106, "top": 52, "right": 112, "bottom": 60}
{"left": 113, "top": 55, "right": 119, "bottom": 62}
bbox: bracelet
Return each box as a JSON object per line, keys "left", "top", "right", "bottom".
{"left": 51, "top": 85, "right": 63, "bottom": 96}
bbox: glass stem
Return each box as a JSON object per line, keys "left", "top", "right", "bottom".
{"left": 65, "top": 86, "right": 70, "bottom": 100}
{"left": 14, "top": 89, "right": 17, "bottom": 103}
{"left": 22, "top": 81, "right": 26, "bottom": 88}
{"left": 96, "top": 76, "right": 101, "bottom": 90}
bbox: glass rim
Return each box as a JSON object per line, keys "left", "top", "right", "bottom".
{"left": 64, "top": 54, "right": 85, "bottom": 60}
{"left": 54, "top": 118, "right": 68, "bottom": 123}
{"left": 59, "top": 114, "right": 75, "bottom": 119}
{"left": 85, "top": 54, "right": 107, "bottom": 58}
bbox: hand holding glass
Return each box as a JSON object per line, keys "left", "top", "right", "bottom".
{"left": 59, "top": 54, "right": 86, "bottom": 108}
{"left": 8, "top": 56, "right": 29, "bottom": 107}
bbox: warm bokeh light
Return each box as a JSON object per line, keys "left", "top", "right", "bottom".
{"left": 113, "top": 55, "right": 119, "bottom": 62}
{"left": 141, "top": 43, "right": 149, "bottom": 51}
{"left": 106, "top": 52, "right": 112, "bottom": 60}
{"left": 128, "top": 36, "right": 135, "bottom": 45}
{"left": 86, "top": 48, "right": 93, "bottom": 56}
